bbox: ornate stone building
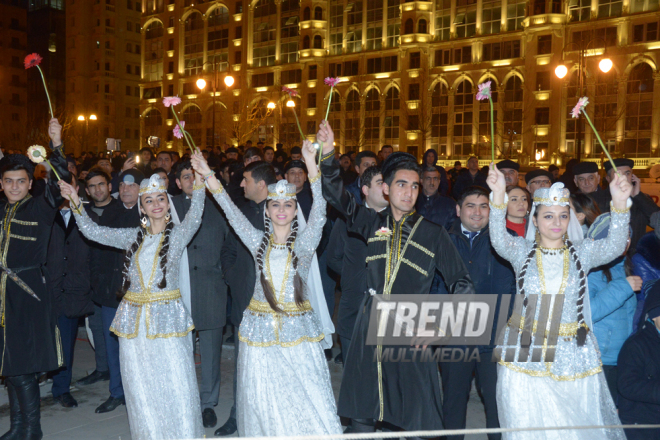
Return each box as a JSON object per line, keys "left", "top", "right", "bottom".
{"left": 139, "top": 0, "right": 660, "bottom": 167}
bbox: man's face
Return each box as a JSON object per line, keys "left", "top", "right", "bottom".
{"left": 1, "top": 170, "right": 32, "bottom": 204}
{"left": 291, "top": 153, "right": 302, "bottom": 161}
{"left": 85, "top": 175, "right": 111, "bottom": 204}
{"left": 381, "top": 147, "right": 393, "bottom": 160}
{"left": 340, "top": 156, "right": 351, "bottom": 171}
{"left": 422, "top": 170, "right": 441, "bottom": 197}
{"left": 356, "top": 157, "right": 377, "bottom": 176}
{"left": 240, "top": 171, "right": 263, "bottom": 202}
{"left": 156, "top": 171, "right": 169, "bottom": 188}
{"left": 264, "top": 149, "right": 274, "bottom": 163}
{"left": 97, "top": 159, "right": 112, "bottom": 175}
{"left": 456, "top": 194, "right": 490, "bottom": 232}
{"left": 119, "top": 181, "right": 139, "bottom": 207}
{"left": 156, "top": 153, "right": 172, "bottom": 173}
{"left": 382, "top": 170, "right": 419, "bottom": 214}
{"left": 500, "top": 168, "right": 519, "bottom": 186}
{"left": 426, "top": 155, "right": 436, "bottom": 166}
{"left": 467, "top": 157, "right": 479, "bottom": 172}
{"left": 606, "top": 166, "right": 633, "bottom": 184}
{"left": 226, "top": 152, "right": 238, "bottom": 160}
{"left": 79, "top": 170, "right": 89, "bottom": 181}
{"left": 285, "top": 167, "right": 307, "bottom": 193}
{"left": 362, "top": 173, "right": 387, "bottom": 209}
{"left": 527, "top": 175, "right": 552, "bottom": 197}
{"left": 176, "top": 168, "right": 195, "bottom": 197}
{"left": 67, "top": 161, "right": 77, "bottom": 176}
{"left": 574, "top": 172, "right": 599, "bottom": 194}
{"left": 551, "top": 169, "right": 559, "bottom": 179}
{"left": 220, "top": 166, "right": 231, "bottom": 183}
{"left": 140, "top": 151, "right": 151, "bottom": 163}
{"left": 244, "top": 155, "right": 261, "bottom": 166}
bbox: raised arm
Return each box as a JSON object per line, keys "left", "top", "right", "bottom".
{"left": 43, "top": 119, "right": 71, "bottom": 209}
{"left": 296, "top": 140, "right": 326, "bottom": 256}
{"left": 169, "top": 182, "right": 206, "bottom": 256}
{"left": 486, "top": 164, "right": 531, "bottom": 269}
{"left": 190, "top": 151, "right": 263, "bottom": 254}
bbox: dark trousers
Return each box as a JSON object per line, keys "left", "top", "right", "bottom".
{"left": 440, "top": 356, "right": 501, "bottom": 440}
{"left": 51, "top": 315, "right": 79, "bottom": 398}
{"left": 199, "top": 327, "right": 223, "bottom": 410}
{"left": 101, "top": 305, "right": 123, "bottom": 399}
{"left": 88, "top": 303, "right": 108, "bottom": 372}
{"left": 229, "top": 332, "right": 239, "bottom": 420}
{"left": 602, "top": 364, "right": 619, "bottom": 407}
{"left": 340, "top": 336, "right": 351, "bottom": 366}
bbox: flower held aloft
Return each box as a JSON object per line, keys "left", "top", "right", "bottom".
{"left": 476, "top": 80, "right": 496, "bottom": 161}
{"left": 27, "top": 145, "right": 47, "bottom": 164}
{"left": 173, "top": 121, "right": 185, "bottom": 139}
{"left": 475, "top": 81, "right": 492, "bottom": 101}
{"left": 162, "top": 96, "right": 182, "bottom": 108}
{"left": 569, "top": 96, "right": 617, "bottom": 173}
{"left": 163, "top": 96, "right": 200, "bottom": 154}
{"left": 24, "top": 53, "right": 53, "bottom": 118}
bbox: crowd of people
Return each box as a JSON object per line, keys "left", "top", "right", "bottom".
{"left": 1, "top": 117, "right": 660, "bottom": 440}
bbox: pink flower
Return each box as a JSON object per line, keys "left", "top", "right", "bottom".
{"left": 173, "top": 121, "right": 185, "bottom": 139}
{"left": 282, "top": 86, "right": 298, "bottom": 97}
{"left": 375, "top": 226, "right": 392, "bottom": 237}
{"left": 571, "top": 96, "right": 589, "bottom": 118}
{"left": 162, "top": 96, "right": 182, "bottom": 108}
{"left": 476, "top": 81, "right": 492, "bottom": 101}
{"left": 324, "top": 77, "right": 340, "bottom": 87}
{"left": 24, "top": 53, "right": 43, "bottom": 69}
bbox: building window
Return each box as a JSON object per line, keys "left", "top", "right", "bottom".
{"left": 314, "top": 6, "right": 323, "bottom": 19}
{"left": 346, "top": 90, "right": 360, "bottom": 112}
{"left": 330, "top": 33, "right": 343, "bottom": 55}
{"left": 483, "top": 40, "right": 520, "bottom": 61}
{"left": 281, "top": 69, "right": 302, "bottom": 84}
{"left": 418, "top": 19, "right": 427, "bottom": 34}
{"left": 535, "top": 107, "right": 550, "bottom": 125}
{"left": 253, "top": 46, "right": 276, "bottom": 67}
{"left": 309, "top": 65, "right": 317, "bottom": 79}
{"left": 481, "top": 0, "right": 501, "bottom": 35}
{"left": 572, "top": 27, "right": 617, "bottom": 47}
{"left": 630, "top": 0, "right": 660, "bottom": 13}
{"left": 308, "top": 93, "right": 317, "bottom": 108}
{"left": 347, "top": 1, "right": 363, "bottom": 25}
{"left": 366, "top": 25, "right": 383, "bottom": 50}
{"left": 254, "top": 0, "right": 277, "bottom": 18}
{"left": 632, "top": 22, "right": 659, "bottom": 43}
{"left": 454, "top": 10, "right": 476, "bottom": 38}
{"left": 252, "top": 72, "right": 275, "bottom": 87}
{"left": 535, "top": 71, "right": 551, "bottom": 91}
{"left": 569, "top": 0, "right": 590, "bottom": 22}
{"left": 598, "top": 0, "right": 623, "bottom": 17}
{"left": 537, "top": 35, "right": 552, "bottom": 54}
{"left": 507, "top": 0, "right": 525, "bottom": 30}
{"left": 346, "top": 30, "right": 362, "bottom": 53}
{"left": 254, "top": 22, "right": 276, "bottom": 44}
{"left": 281, "top": 15, "right": 299, "bottom": 38}
{"left": 387, "top": 24, "right": 400, "bottom": 47}
{"left": 367, "top": 56, "right": 397, "bottom": 74}
{"left": 281, "top": 42, "right": 298, "bottom": 64}
{"left": 313, "top": 35, "right": 323, "bottom": 48}
{"left": 366, "top": 0, "right": 383, "bottom": 22}
{"left": 410, "top": 52, "right": 421, "bottom": 69}
{"left": 330, "top": 0, "right": 343, "bottom": 28}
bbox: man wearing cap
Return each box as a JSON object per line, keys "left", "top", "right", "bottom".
{"left": 496, "top": 159, "right": 520, "bottom": 187}
{"left": 593, "top": 158, "right": 659, "bottom": 252}
{"left": 525, "top": 169, "right": 553, "bottom": 197}
{"left": 318, "top": 121, "right": 474, "bottom": 436}
{"left": 572, "top": 161, "right": 601, "bottom": 195}
{"left": 290, "top": 146, "right": 303, "bottom": 161}
{"left": 225, "top": 147, "right": 239, "bottom": 161}
{"left": 117, "top": 169, "right": 144, "bottom": 213}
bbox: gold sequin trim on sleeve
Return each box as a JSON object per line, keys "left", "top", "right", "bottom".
{"left": 308, "top": 172, "right": 321, "bottom": 183}
{"left": 609, "top": 202, "right": 630, "bottom": 214}
{"left": 193, "top": 183, "right": 205, "bottom": 191}
{"left": 401, "top": 258, "right": 429, "bottom": 276}
{"left": 209, "top": 184, "right": 224, "bottom": 195}
{"left": 9, "top": 234, "right": 36, "bottom": 241}
{"left": 10, "top": 219, "right": 37, "bottom": 226}
{"left": 489, "top": 201, "right": 507, "bottom": 210}
{"left": 320, "top": 150, "right": 335, "bottom": 163}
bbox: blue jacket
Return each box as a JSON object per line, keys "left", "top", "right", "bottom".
{"left": 631, "top": 231, "right": 660, "bottom": 332}
{"left": 588, "top": 258, "right": 637, "bottom": 365}
{"left": 345, "top": 177, "right": 363, "bottom": 205}
{"left": 415, "top": 192, "right": 456, "bottom": 231}
{"left": 436, "top": 219, "right": 516, "bottom": 352}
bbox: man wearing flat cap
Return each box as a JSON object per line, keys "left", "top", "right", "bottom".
{"left": 593, "top": 158, "right": 659, "bottom": 252}
{"left": 496, "top": 159, "right": 520, "bottom": 187}
{"left": 572, "top": 161, "right": 601, "bottom": 195}
{"left": 525, "top": 169, "right": 553, "bottom": 197}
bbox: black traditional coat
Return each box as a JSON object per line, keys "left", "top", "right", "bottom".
{"left": 0, "top": 144, "right": 70, "bottom": 376}
{"left": 320, "top": 154, "right": 474, "bottom": 431}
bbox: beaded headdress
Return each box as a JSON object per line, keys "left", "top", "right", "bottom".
{"left": 267, "top": 180, "right": 297, "bottom": 201}
{"left": 139, "top": 174, "right": 167, "bottom": 195}
{"left": 532, "top": 182, "right": 570, "bottom": 207}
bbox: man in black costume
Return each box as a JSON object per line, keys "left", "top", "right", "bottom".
{"left": 0, "top": 118, "right": 71, "bottom": 440}
{"left": 317, "top": 121, "right": 474, "bottom": 436}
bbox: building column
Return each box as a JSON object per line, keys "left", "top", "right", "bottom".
{"left": 616, "top": 76, "right": 627, "bottom": 154}
{"left": 247, "top": 4, "right": 255, "bottom": 66}
{"left": 275, "top": 0, "right": 282, "bottom": 62}
{"left": 447, "top": 89, "right": 455, "bottom": 156}
{"left": 652, "top": 72, "right": 660, "bottom": 155}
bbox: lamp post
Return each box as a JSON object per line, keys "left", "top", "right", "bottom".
{"left": 555, "top": 39, "right": 612, "bottom": 161}
{"left": 77, "top": 114, "right": 98, "bottom": 153}
{"left": 197, "top": 59, "right": 235, "bottom": 151}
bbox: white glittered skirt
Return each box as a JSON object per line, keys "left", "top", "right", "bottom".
{"left": 119, "top": 307, "right": 204, "bottom": 440}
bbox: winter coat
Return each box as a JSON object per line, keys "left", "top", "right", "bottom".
{"left": 415, "top": 192, "right": 456, "bottom": 231}
{"left": 632, "top": 231, "right": 660, "bottom": 332}
{"left": 587, "top": 258, "right": 637, "bottom": 365}
{"left": 451, "top": 170, "right": 489, "bottom": 200}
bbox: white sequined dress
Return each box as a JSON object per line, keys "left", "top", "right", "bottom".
{"left": 73, "top": 186, "right": 206, "bottom": 440}
{"left": 209, "top": 175, "right": 343, "bottom": 437}
{"left": 489, "top": 202, "right": 628, "bottom": 440}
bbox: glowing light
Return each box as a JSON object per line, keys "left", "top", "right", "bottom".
{"left": 224, "top": 75, "right": 235, "bottom": 87}
{"left": 267, "top": 102, "right": 276, "bottom": 109}
{"left": 555, "top": 65, "right": 568, "bottom": 79}
{"left": 286, "top": 100, "right": 295, "bottom": 108}
{"left": 78, "top": 115, "right": 85, "bottom": 121}
{"left": 196, "top": 78, "right": 207, "bottom": 90}
{"left": 599, "top": 58, "right": 613, "bottom": 73}
{"left": 89, "top": 115, "right": 97, "bottom": 120}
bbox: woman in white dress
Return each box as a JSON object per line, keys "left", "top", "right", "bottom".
{"left": 486, "top": 163, "right": 631, "bottom": 440}
{"left": 60, "top": 174, "right": 205, "bottom": 440}
{"left": 190, "top": 145, "right": 342, "bottom": 437}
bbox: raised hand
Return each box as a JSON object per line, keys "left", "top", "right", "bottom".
{"left": 190, "top": 151, "right": 211, "bottom": 176}
{"left": 609, "top": 172, "right": 632, "bottom": 210}
{"left": 122, "top": 157, "right": 136, "bottom": 172}
{"left": 59, "top": 180, "right": 80, "bottom": 207}
{"left": 486, "top": 163, "right": 506, "bottom": 195}
{"left": 317, "top": 121, "right": 335, "bottom": 155}
{"left": 301, "top": 140, "right": 316, "bottom": 164}
{"left": 49, "top": 118, "right": 62, "bottom": 148}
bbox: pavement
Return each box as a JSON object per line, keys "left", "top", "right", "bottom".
{"left": 0, "top": 327, "right": 489, "bottom": 439}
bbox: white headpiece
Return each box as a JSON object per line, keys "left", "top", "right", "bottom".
{"left": 267, "top": 180, "right": 297, "bottom": 201}
{"left": 139, "top": 174, "right": 167, "bottom": 195}
{"left": 525, "top": 182, "right": 584, "bottom": 242}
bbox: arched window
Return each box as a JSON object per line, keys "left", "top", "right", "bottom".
{"left": 504, "top": 76, "right": 523, "bottom": 102}
{"left": 208, "top": 6, "right": 230, "bottom": 72}
{"left": 418, "top": 19, "right": 427, "bottom": 34}
{"left": 431, "top": 83, "right": 449, "bottom": 140}
{"left": 625, "top": 63, "right": 654, "bottom": 157}
{"left": 627, "top": 63, "right": 654, "bottom": 94}
{"left": 314, "top": 6, "right": 323, "bottom": 20}
{"left": 144, "top": 21, "right": 164, "bottom": 81}
{"left": 365, "top": 89, "right": 380, "bottom": 111}
{"left": 503, "top": 76, "right": 523, "bottom": 157}
{"left": 453, "top": 81, "right": 473, "bottom": 156}
{"left": 328, "top": 90, "right": 341, "bottom": 112}
{"left": 432, "top": 82, "right": 449, "bottom": 107}
{"left": 183, "top": 105, "right": 202, "bottom": 145}
{"left": 384, "top": 88, "right": 400, "bottom": 140}
{"left": 145, "top": 20, "right": 164, "bottom": 40}
{"left": 593, "top": 70, "right": 618, "bottom": 136}
{"left": 184, "top": 12, "right": 204, "bottom": 76}
{"left": 313, "top": 35, "right": 323, "bottom": 48}
{"left": 346, "top": 90, "right": 360, "bottom": 112}
{"left": 404, "top": 18, "right": 413, "bottom": 34}
{"left": 303, "top": 6, "right": 311, "bottom": 20}
{"left": 303, "top": 35, "right": 311, "bottom": 49}
{"left": 365, "top": 89, "right": 380, "bottom": 142}
{"left": 144, "top": 108, "right": 162, "bottom": 130}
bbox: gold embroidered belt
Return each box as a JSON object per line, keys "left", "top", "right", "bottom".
{"left": 247, "top": 298, "right": 313, "bottom": 315}
{"left": 124, "top": 289, "right": 181, "bottom": 305}
{"left": 512, "top": 317, "right": 589, "bottom": 337}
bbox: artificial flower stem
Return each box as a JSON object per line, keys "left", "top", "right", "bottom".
{"left": 171, "top": 109, "right": 201, "bottom": 154}
{"left": 37, "top": 66, "right": 54, "bottom": 118}
{"left": 581, "top": 109, "right": 617, "bottom": 174}
{"left": 291, "top": 107, "right": 305, "bottom": 140}
{"left": 45, "top": 158, "right": 79, "bottom": 209}
{"left": 317, "top": 141, "right": 323, "bottom": 165}
{"left": 489, "top": 98, "right": 495, "bottom": 162}
{"left": 324, "top": 87, "right": 334, "bottom": 121}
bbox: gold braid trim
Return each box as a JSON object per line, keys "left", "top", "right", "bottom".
{"left": 123, "top": 289, "right": 181, "bottom": 304}
{"left": 238, "top": 331, "right": 325, "bottom": 348}
{"left": 308, "top": 172, "right": 321, "bottom": 184}
{"left": 192, "top": 183, "right": 205, "bottom": 191}
{"left": 209, "top": 184, "right": 224, "bottom": 195}
{"left": 610, "top": 202, "right": 630, "bottom": 214}
{"left": 320, "top": 150, "right": 335, "bottom": 163}
{"left": 247, "top": 299, "right": 313, "bottom": 315}
{"left": 490, "top": 201, "right": 507, "bottom": 210}
{"left": 514, "top": 317, "right": 589, "bottom": 337}
{"left": 499, "top": 359, "right": 602, "bottom": 381}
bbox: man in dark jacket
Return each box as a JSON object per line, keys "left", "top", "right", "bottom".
{"left": 48, "top": 175, "right": 94, "bottom": 409}
{"left": 423, "top": 148, "right": 449, "bottom": 196}
{"left": 618, "top": 280, "right": 660, "bottom": 440}
{"left": 452, "top": 156, "right": 488, "bottom": 199}
{"left": 416, "top": 166, "right": 456, "bottom": 231}
{"left": 436, "top": 186, "right": 515, "bottom": 440}
{"left": 172, "top": 160, "right": 230, "bottom": 428}
{"left": 0, "top": 119, "right": 70, "bottom": 440}
{"left": 592, "top": 158, "right": 659, "bottom": 253}
{"left": 216, "top": 161, "right": 277, "bottom": 436}
{"left": 345, "top": 151, "right": 377, "bottom": 203}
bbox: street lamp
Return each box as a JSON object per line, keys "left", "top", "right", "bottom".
{"left": 224, "top": 75, "right": 235, "bottom": 87}
{"left": 286, "top": 100, "right": 295, "bottom": 108}
{"left": 554, "top": 39, "right": 613, "bottom": 161}
{"left": 267, "top": 102, "right": 276, "bottom": 110}
{"left": 197, "top": 60, "right": 235, "bottom": 151}
{"left": 78, "top": 114, "right": 98, "bottom": 152}
{"left": 196, "top": 78, "right": 207, "bottom": 90}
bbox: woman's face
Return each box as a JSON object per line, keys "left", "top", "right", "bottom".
{"left": 507, "top": 188, "right": 528, "bottom": 220}
{"left": 568, "top": 199, "right": 586, "bottom": 225}
{"left": 266, "top": 199, "right": 297, "bottom": 228}
{"left": 533, "top": 205, "right": 570, "bottom": 242}
{"left": 140, "top": 192, "right": 170, "bottom": 221}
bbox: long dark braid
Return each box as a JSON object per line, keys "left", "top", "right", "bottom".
{"left": 566, "top": 239, "right": 589, "bottom": 346}
{"left": 285, "top": 218, "right": 305, "bottom": 308}
{"left": 156, "top": 218, "right": 175, "bottom": 289}
{"left": 118, "top": 217, "right": 146, "bottom": 298}
{"left": 517, "top": 243, "right": 538, "bottom": 348}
